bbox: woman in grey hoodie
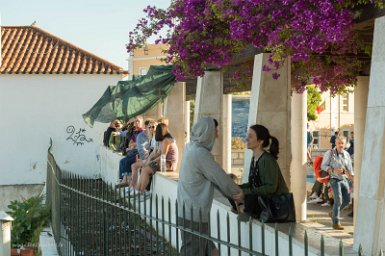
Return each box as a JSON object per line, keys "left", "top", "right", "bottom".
{"left": 177, "top": 117, "right": 243, "bottom": 256}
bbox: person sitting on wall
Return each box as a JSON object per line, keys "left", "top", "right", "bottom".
{"left": 125, "top": 120, "right": 157, "bottom": 191}
{"left": 232, "top": 124, "right": 290, "bottom": 220}
{"left": 103, "top": 120, "right": 118, "bottom": 148}
{"left": 135, "top": 123, "right": 179, "bottom": 196}
{"left": 108, "top": 120, "right": 123, "bottom": 152}
{"left": 115, "top": 116, "right": 144, "bottom": 185}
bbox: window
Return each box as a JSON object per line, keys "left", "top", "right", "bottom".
{"left": 312, "top": 131, "right": 320, "bottom": 148}
{"left": 342, "top": 93, "right": 349, "bottom": 112}
{"left": 139, "top": 67, "right": 147, "bottom": 75}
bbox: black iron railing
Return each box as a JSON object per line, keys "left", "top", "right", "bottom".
{"left": 46, "top": 147, "right": 381, "bottom": 256}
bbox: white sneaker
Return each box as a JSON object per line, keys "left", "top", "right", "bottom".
{"left": 321, "top": 202, "right": 331, "bottom": 207}
{"left": 309, "top": 192, "right": 318, "bottom": 200}
{"left": 308, "top": 197, "right": 323, "bottom": 204}
{"left": 138, "top": 191, "right": 151, "bottom": 202}
{"left": 129, "top": 187, "right": 138, "bottom": 196}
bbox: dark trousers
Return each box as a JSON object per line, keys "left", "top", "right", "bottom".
{"left": 118, "top": 152, "right": 137, "bottom": 179}
{"left": 311, "top": 180, "right": 323, "bottom": 197}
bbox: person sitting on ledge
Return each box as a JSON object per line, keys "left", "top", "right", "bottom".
{"left": 135, "top": 123, "right": 179, "bottom": 195}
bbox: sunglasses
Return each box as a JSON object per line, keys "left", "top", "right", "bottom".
{"left": 148, "top": 126, "right": 155, "bottom": 129}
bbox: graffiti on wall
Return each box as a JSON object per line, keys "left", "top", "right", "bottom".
{"left": 66, "top": 125, "right": 93, "bottom": 146}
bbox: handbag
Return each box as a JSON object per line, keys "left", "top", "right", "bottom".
{"left": 258, "top": 193, "right": 296, "bottom": 223}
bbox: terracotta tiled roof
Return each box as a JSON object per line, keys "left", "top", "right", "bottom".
{"left": 0, "top": 26, "right": 127, "bottom": 75}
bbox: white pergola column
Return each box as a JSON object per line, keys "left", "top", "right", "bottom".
{"left": 164, "top": 82, "right": 186, "bottom": 172}
{"left": 354, "top": 16, "right": 385, "bottom": 255}
{"left": 144, "top": 102, "right": 163, "bottom": 120}
{"left": 223, "top": 94, "right": 232, "bottom": 173}
{"left": 291, "top": 92, "right": 307, "bottom": 222}
{"left": 353, "top": 76, "right": 369, "bottom": 226}
{"left": 185, "top": 100, "right": 191, "bottom": 143}
{"left": 194, "top": 71, "right": 231, "bottom": 171}
{"left": 242, "top": 53, "right": 291, "bottom": 189}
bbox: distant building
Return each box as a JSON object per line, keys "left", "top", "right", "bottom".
{"left": 128, "top": 43, "right": 169, "bottom": 79}
{"left": 310, "top": 90, "right": 354, "bottom": 149}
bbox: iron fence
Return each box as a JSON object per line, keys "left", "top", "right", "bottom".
{"left": 46, "top": 148, "right": 381, "bottom": 256}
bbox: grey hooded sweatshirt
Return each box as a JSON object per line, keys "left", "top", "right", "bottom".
{"left": 177, "top": 117, "right": 240, "bottom": 222}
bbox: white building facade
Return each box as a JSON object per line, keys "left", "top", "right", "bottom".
{"left": 0, "top": 25, "right": 126, "bottom": 210}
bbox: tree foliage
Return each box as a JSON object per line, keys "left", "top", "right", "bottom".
{"left": 307, "top": 85, "right": 323, "bottom": 121}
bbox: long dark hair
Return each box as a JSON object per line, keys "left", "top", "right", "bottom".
{"left": 155, "top": 123, "right": 171, "bottom": 141}
{"left": 250, "top": 124, "right": 279, "bottom": 159}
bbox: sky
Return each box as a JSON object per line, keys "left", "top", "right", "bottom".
{"left": 0, "top": 0, "right": 171, "bottom": 69}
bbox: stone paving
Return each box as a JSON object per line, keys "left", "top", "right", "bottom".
{"left": 305, "top": 198, "right": 354, "bottom": 247}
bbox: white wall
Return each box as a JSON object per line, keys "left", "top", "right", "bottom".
{"left": 0, "top": 74, "right": 122, "bottom": 185}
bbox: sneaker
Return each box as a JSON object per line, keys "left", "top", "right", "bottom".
{"left": 332, "top": 224, "right": 344, "bottom": 230}
{"left": 321, "top": 202, "right": 331, "bottom": 207}
{"left": 124, "top": 187, "right": 129, "bottom": 195}
{"left": 308, "top": 192, "right": 318, "bottom": 200}
{"left": 308, "top": 197, "right": 323, "bottom": 204}
{"left": 129, "top": 187, "right": 137, "bottom": 196}
{"left": 138, "top": 191, "right": 151, "bottom": 202}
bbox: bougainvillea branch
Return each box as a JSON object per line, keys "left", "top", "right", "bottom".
{"left": 126, "top": 0, "right": 383, "bottom": 94}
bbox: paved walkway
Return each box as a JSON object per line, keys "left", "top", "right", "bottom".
{"left": 305, "top": 197, "right": 354, "bottom": 247}
{"left": 232, "top": 165, "right": 355, "bottom": 249}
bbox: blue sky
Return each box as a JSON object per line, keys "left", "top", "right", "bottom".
{"left": 0, "top": 0, "right": 171, "bottom": 69}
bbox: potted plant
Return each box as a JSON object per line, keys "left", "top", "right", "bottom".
{"left": 7, "top": 195, "right": 51, "bottom": 256}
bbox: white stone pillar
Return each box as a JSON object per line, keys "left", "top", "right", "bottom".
{"left": 144, "top": 102, "right": 163, "bottom": 120}
{"left": 223, "top": 94, "right": 232, "bottom": 173}
{"left": 0, "top": 211, "right": 13, "bottom": 256}
{"left": 164, "top": 82, "right": 186, "bottom": 172}
{"left": 353, "top": 76, "right": 369, "bottom": 226}
{"left": 354, "top": 16, "right": 385, "bottom": 255}
{"left": 194, "top": 71, "right": 229, "bottom": 170}
{"left": 185, "top": 100, "right": 191, "bottom": 143}
{"left": 242, "top": 53, "right": 291, "bottom": 188}
{"left": 290, "top": 92, "right": 307, "bottom": 222}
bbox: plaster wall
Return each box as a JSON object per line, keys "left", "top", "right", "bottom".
{"left": 0, "top": 184, "right": 44, "bottom": 211}
{"left": 0, "top": 75, "right": 122, "bottom": 186}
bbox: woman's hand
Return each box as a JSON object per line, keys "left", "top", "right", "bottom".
{"left": 232, "top": 190, "right": 244, "bottom": 204}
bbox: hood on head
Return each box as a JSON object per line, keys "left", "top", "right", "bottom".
{"left": 190, "top": 117, "right": 216, "bottom": 151}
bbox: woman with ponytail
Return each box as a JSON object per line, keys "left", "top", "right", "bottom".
{"left": 235, "top": 124, "right": 289, "bottom": 220}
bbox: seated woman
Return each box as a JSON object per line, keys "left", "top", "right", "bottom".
{"left": 135, "top": 123, "right": 178, "bottom": 194}
{"left": 127, "top": 120, "right": 157, "bottom": 191}
{"left": 108, "top": 120, "right": 123, "bottom": 152}
{"left": 233, "top": 124, "right": 289, "bottom": 220}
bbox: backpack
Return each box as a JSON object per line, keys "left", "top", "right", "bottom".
{"left": 313, "top": 154, "right": 330, "bottom": 183}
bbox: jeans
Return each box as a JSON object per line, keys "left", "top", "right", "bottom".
{"left": 118, "top": 153, "right": 137, "bottom": 179}
{"left": 330, "top": 178, "right": 351, "bottom": 224}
